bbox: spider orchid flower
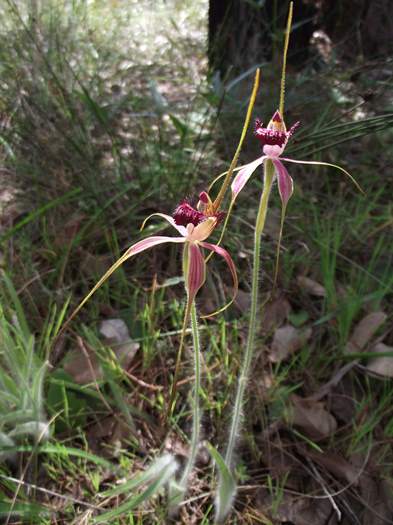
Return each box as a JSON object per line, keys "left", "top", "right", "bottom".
{"left": 65, "top": 192, "right": 237, "bottom": 325}
{"left": 141, "top": 196, "right": 236, "bottom": 309}
{"left": 231, "top": 110, "right": 361, "bottom": 206}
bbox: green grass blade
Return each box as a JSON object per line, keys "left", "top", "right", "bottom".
{"left": 0, "top": 187, "right": 82, "bottom": 243}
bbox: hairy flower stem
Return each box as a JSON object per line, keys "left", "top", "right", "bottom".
{"left": 166, "top": 301, "right": 192, "bottom": 423}
{"left": 179, "top": 301, "right": 201, "bottom": 488}
{"left": 225, "top": 159, "right": 274, "bottom": 468}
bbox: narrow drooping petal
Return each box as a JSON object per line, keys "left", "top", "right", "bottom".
{"left": 231, "top": 156, "right": 265, "bottom": 199}
{"left": 272, "top": 158, "right": 294, "bottom": 207}
{"left": 140, "top": 213, "right": 188, "bottom": 236}
{"left": 62, "top": 235, "right": 185, "bottom": 329}
{"left": 200, "top": 241, "right": 238, "bottom": 316}
{"left": 186, "top": 243, "right": 206, "bottom": 302}
{"left": 124, "top": 235, "right": 185, "bottom": 257}
{"left": 280, "top": 157, "right": 364, "bottom": 194}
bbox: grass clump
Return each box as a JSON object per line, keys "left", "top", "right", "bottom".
{"left": 0, "top": 1, "right": 392, "bottom": 524}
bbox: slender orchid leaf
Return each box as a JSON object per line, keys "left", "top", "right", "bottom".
{"left": 168, "top": 479, "right": 185, "bottom": 511}
{"left": 200, "top": 242, "right": 238, "bottom": 318}
{"left": 280, "top": 157, "right": 364, "bottom": 194}
{"left": 231, "top": 156, "right": 265, "bottom": 200}
{"left": 102, "top": 454, "right": 177, "bottom": 497}
{"left": 186, "top": 244, "right": 206, "bottom": 303}
{"left": 273, "top": 159, "right": 294, "bottom": 207}
{"left": 207, "top": 443, "right": 237, "bottom": 524}
{"left": 140, "top": 212, "right": 187, "bottom": 236}
{"left": 93, "top": 455, "right": 178, "bottom": 523}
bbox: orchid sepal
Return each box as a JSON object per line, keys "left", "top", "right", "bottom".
{"left": 140, "top": 212, "right": 187, "bottom": 236}
{"left": 272, "top": 158, "right": 294, "bottom": 207}
{"left": 280, "top": 157, "right": 364, "bottom": 194}
{"left": 185, "top": 243, "right": 207, "bottom": 304}
{"left": 199, "top": 241, "right": 238, "bottom": 318}
{"left": 231, "top": 156, "right": 266, "bottom": 200}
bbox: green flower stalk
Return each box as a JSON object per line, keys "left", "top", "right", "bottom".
{"left": 168, "top": 301, "right": 201, "bottom": 511}
{"left": 224, "top": 159, "right": 275, "bottom": 468}
{"left": 55, "top": 191, "right": 238, "bottom": 512}
{"left": 216, "top": 3, "right": 362, "bottom": 522}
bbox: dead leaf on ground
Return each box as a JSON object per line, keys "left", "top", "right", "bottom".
{"left": 260, "top": 295, "right": 291, "bottom": 334}
{"left": 270, "top": 324, "right": 312, "bottom": 363}
{"left": 234, "top": 288, "right": 251, "bottom": 313}
{"left": 297, "top": 275, "right": 326, "bottom": 297}
{"left": 263, "top": 207, "right": 281, "bottom": 241}
{"left": 366, "top": 343, "right": 393, "bottom": 377}
{"left": 99, "top": 318, "right": 139, "bottom": 369}
{"left": 87, "top": 415, "right": 131, "bottom": 456}
{"left": 256, "top": 489, "right": 337, "bottom": 525}
{"left": 345, "top": 311, "right": 387, "bottom": 354}
{"left": 307, "top": 450, "right": 359, "bottom": 485}
{"left": 64, "top": 346, "right": 102, "bottom": 384}
{"left": 286, "top": 394, "right": 337, "bottom": 440}
{"left": 54, "top": 213, "right": 86, "bottom": 247}
{"left": 80, "top": 250, "right": 111, "bottom": 277}
{"left": 359, "top": 474, "right": 393, "bottom": 525}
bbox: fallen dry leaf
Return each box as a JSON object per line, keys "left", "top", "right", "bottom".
{"left": 260, "top": 295, "right": 291, "bottom": 334}
{"left": 257, "top": 489, "right": 336, "bottom": 525}
{"left": 366, "top": 343, "right": 393, "bottom": 377}
{"left": 345, "top": 311, "right": 387, "bottom": 354}
{"left": 64, "top": 346, "right": 102, "bottom": 384}
{"left": 307, "top": 450, "right": 359, "bottom": 485}
{"left": 264, "top": 208, "right": 281, "bottom": 241}
{"left": 270, "top": 324, "right": 312, "bottom": 363}
{"left": 233, "top": 288, "right": 251, "bottom": 313}
{"left": 287, "top": 394, "right": 337, "bottom": 440}
{"left": 359, "top": 474, "right": 393, "bottom": 525}
{"left": 87, "top": 415, "right": 131, "bottom": 456}
{"left": 99, "top": 318, "right": 139, "bottom": 369}
{"left": 297, "top": 275, "right": 326, "bottom": 297}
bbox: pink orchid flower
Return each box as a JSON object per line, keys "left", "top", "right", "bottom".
{"left": 231, "top": 110, "right": 360, "bottom": 206}
{"left": 140, "top": 198, "right": 237, "bottom": 308}
{"left": 67, "top": 193, "right": 237, "bottom": 322}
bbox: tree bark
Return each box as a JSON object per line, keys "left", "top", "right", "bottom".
{"left": 208, "top": 0, "right": 317, "bottom": 77}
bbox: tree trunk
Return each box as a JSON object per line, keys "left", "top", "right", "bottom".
{"left": 319, "top": 0, "right": 393, "bottom": 59}
{"left": 208, "top": 0, "right": 317, "bottom": 78}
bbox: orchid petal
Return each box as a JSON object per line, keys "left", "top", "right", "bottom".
{"left": 187, "top": 217, "right": 217, "bottom": 242}
{"left": 272, "top": 159, "right": 294, "bottom": 207}
{"left": 231, "top": 156, "right": 266, "bottom": 200}
{"left": 186, "top": 243, "right": 206, "bottom": 302}
{"left": 199, "top": 241, "right": 238, "bottom": 317}
{"left": 140, "top": 213, "right": 187, "bottom": 236}
{"left": 62, "top": 236, "right": 185, "bottom": 331}
{"left": 124, "top": 235, "right": 185, "bottom": 257}
{"left": 280, "top": 158, "right": 364, "bottom": 194}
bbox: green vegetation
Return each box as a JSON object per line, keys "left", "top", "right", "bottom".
{"left": 0, "top": 0, "right": 392, "bottom": 523}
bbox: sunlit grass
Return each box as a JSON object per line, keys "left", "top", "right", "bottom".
{"left": 0, "top": 0, "right": 392, "bottom": 523}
